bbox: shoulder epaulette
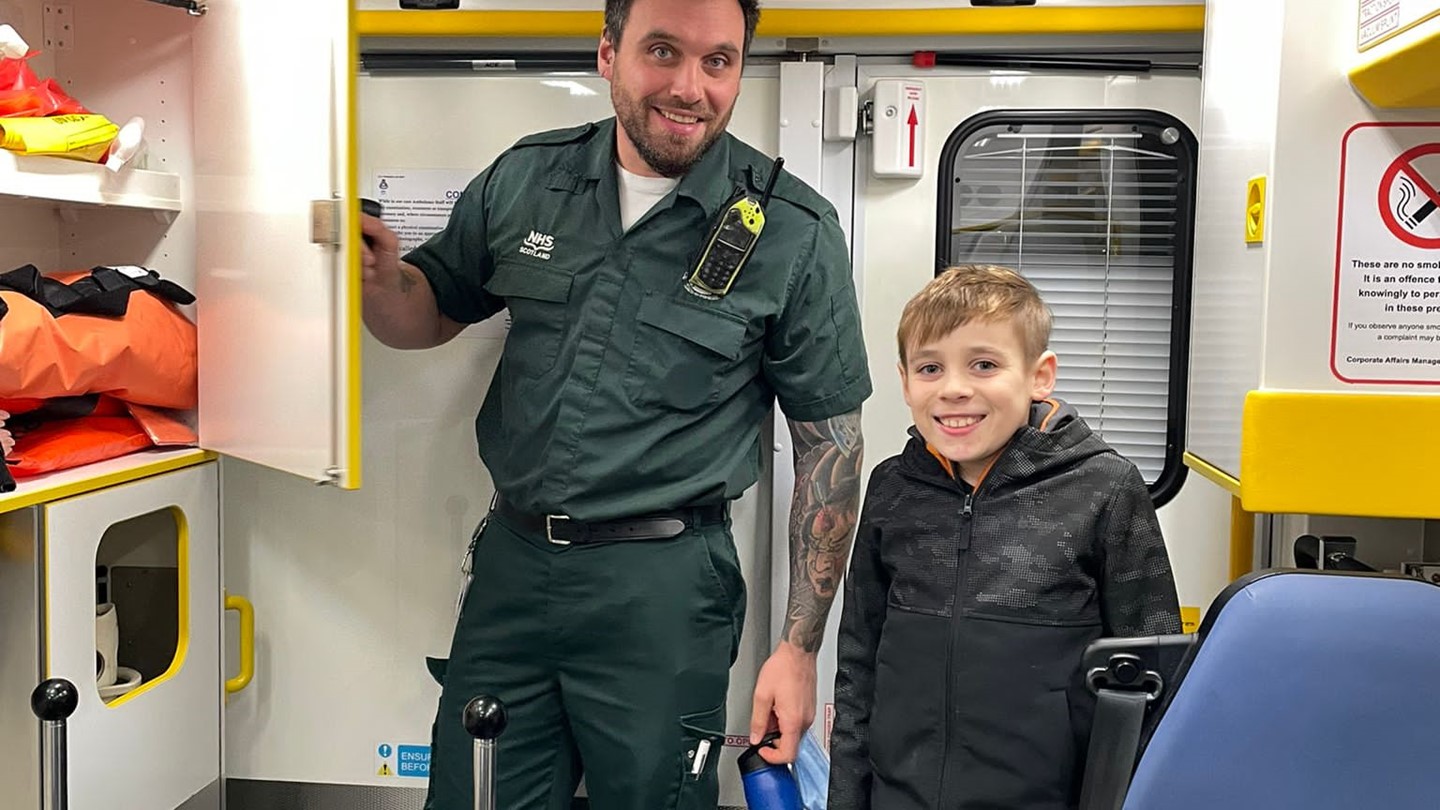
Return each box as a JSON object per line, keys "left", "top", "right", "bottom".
{"left": 743, "top": 161, "right": 832, "bottom": 221}
{"left": 511, "top": 122, "right": 598, "bottom": 150}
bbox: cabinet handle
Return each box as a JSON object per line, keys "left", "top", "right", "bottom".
{"left": 225, "top": 593, "right": 255, "bottom": 695}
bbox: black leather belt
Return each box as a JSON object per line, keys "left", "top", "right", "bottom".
{"left": 494, "top": 496, "right": 727, "bottom": 546}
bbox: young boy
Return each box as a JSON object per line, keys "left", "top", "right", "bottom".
{"left": 828, "top": 265, "right": 1181, "bottom": 810}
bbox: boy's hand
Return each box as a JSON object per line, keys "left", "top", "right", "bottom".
{"left": 749, "top": 640, "right": 817, "bottom": 764}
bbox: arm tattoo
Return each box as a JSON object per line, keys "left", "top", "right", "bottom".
{"left": 783, "top": 408, "right": 864, "bottom": 652}
{"left": 396, "top": 265, "right": 419, "bottom": 294}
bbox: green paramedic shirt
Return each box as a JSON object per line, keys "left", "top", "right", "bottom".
{"left": 406, "top": 118, "right": 871, "bottom": 522}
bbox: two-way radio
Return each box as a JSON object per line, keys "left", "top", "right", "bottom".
{"left": 684, "top": 156, "right": 784, "bottom": 299}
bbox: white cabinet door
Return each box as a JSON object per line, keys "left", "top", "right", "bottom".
{"left": 192, "top": 0, "right": 358, "bottom": 487}
{"left": 43, "top": 463, "right": 221, "bottom": 810}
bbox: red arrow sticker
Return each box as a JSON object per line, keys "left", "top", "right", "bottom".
{"left": 907, "top": 106, "right": 918, "bottom": 167}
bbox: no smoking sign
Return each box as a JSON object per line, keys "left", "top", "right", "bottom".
{"left": 1332, "top": 123, "right": 1440, "bottom": 384}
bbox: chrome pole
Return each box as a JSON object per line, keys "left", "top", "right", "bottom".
{"left": 463, "top": 695, "right": 508, "bottom": 810}
{"left": 31, "top": 679, "right": 78, "bottom": 810}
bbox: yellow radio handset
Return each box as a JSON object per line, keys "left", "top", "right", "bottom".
{"left": 684, "top": 157, "right": 784, "bottom": 299}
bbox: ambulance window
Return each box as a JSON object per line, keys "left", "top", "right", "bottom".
{"left": 937, "top": 112, "right": 1196, "bottom": 507}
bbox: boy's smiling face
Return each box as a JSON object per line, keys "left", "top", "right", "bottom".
{"left": 900, "top": 318, "right": 1057, "bottom": 486}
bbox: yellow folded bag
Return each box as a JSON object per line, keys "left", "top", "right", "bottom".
{"left": 0, "top": 113, "right": 118, "bottom": 161}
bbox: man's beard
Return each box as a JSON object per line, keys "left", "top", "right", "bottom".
{"left": 612, "top": 84, "right": 732, "bottom": 178}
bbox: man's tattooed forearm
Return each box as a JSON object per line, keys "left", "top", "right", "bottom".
{"left": 783, "top": 408, "right": 864, "bottom": 652}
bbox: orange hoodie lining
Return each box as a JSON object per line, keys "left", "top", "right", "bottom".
{"left": 926, "top": 444, "right": 956, "bottom": 479}
{"left": 1037, "top": 398, "right": 1061, "bottom": 432}
{"left": 927, "top": 399, "right": 1060, "bottom": 486}
{"left": 926, "top": 443, "right": 999, "bottom": 488}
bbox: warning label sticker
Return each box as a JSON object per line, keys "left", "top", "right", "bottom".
{"left": 375, "top": 742, "right": 430, "bottom": 779}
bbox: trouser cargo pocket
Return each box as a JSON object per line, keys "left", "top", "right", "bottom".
{"left": 674, "top": 703, "right": 727, "bottom": 810}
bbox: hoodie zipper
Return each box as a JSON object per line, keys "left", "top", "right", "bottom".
{"left": 937, "top": 483, "right": 977, "bottom": 807}
{"left": 903, "top": 443, "right": 999, "bottom": 808}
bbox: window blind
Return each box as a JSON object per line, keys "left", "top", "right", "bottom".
{"left": 939, "top": 115, "right": 1194, "bottom": 502}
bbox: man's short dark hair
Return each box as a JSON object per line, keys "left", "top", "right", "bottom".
{"left": 604, "top": 0, "right": 761, "bottom": 57}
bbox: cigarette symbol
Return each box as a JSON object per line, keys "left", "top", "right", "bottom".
{"left": 1396, "top": 173, "right": 1437, "bottom": 231}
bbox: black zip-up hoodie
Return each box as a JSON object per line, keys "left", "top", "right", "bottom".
{"left": 829, "top": 399, "right": 1180, "bottom": 810}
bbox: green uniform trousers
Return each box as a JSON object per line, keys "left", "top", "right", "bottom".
{"left": 424, "top": 511, "right": 747, "bottom": 810}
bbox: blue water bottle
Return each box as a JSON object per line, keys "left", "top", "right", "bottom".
{"left": 737, "top": 732, "right": 804, "bottom": 810}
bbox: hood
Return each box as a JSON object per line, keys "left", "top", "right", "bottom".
{"left": 899, "top": 397, "right": 1111, "bottom": 489}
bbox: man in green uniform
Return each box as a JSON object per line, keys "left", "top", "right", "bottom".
{"left": 360, "top": 0, "right": 870, "bottom": 806}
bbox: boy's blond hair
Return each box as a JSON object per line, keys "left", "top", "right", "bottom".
{"left": 897, "top": 264, "right": 1052, "bottom": 365}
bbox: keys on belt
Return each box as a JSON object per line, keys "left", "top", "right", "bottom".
{"left": 494, "top": 496, "right": 726, "bottom": 546}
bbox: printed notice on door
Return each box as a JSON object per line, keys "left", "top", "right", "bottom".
{"left": 1331, "top": 123, "right": 1440, "bottom": 383}
{"left": 371, "top": 169, "right": 511, "bottom": 341}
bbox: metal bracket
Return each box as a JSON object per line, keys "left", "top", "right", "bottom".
{"left": 315, "top": 467, "right": 343, "bottom": 487}
{"left": 144, "top": 0, "right": 207, "bottom": 15}
{"left": 783, "top": 37, "right": 821, "bottom": 57}
{"left": 310, "top": 199, "right": 341, "bottom": 246}
{"left": 859, "top": 99, "right": 875, "bottom": 136}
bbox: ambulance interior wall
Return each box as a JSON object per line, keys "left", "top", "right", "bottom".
{"left": 0, "top": 0, "right": 196, "bottom": 291}
{"left": 1259, "top": 0, "right": 1438, "bottom": 395}
{"left": 1182, "top": 0, "right": 1281, "bottom": 479}
{"left": 220, "top": 70, "right": 780, "bottom": 803}
{"left": 1187, "top": 0, "right": 1440, "bottom": 479}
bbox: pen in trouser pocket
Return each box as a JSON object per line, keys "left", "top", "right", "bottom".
{"left": 689, "top": 739, "right": 712, "bottom": 780}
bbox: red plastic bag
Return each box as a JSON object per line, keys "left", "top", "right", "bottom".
{"left": 2, "top": 395, "right": 196, "bottom": 479}
{"left": 0, "top": 55, "right": 89, "bottom": 118}
{"left": 6, "top": 415, "right": 154, "bottom": 478}
{"left": 0, "top": 397, "right": 44, "bottom": 415}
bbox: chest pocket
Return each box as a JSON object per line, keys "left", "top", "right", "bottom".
{"left": 882, "top": 519, "right": 963, "bottom": 618}
{"left": 485, "top": 260, "right": 573, "bottom": 378}
{"left": 625, "top": 293, "right": 748, "bottom": 412}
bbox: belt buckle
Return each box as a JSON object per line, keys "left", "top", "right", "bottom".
{"left": 545, "top": 514, "right": 572, "bottom": 546}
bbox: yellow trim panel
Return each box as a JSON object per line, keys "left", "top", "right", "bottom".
{"left": 356, "top": 7, "right": 1204, "bottom": 39}
{"left": 0, "top": 450, "right": 217, "bottom": 515}
{"left": 346, "top": 5, "right": 363, "bottom": 490}
{"left": 108, "top": 505, "right": 191, "bottom": 708}
{"left": 1229, "top": 496, "right": 1253, "bottom": 582}
{"left": 1182, "top": 451, "right": 1240, "bottom": 496}
{"left": 1240, "top": 391, "right": 1440, "bottom": 519}
{"left": 1350, "top": 22, "right": 1440, "bottom": 108}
